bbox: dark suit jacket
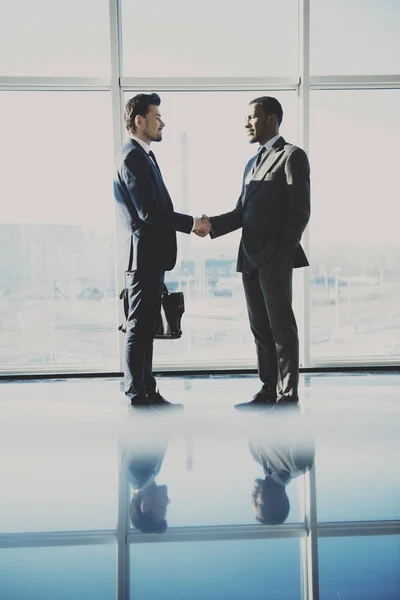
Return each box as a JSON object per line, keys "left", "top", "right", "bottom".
{"left": 121, "top": 451, "right": 166, "bottom": 491}
{"left": 120, "top": 434, "right": 169, "bottom": 490}
{"left": 113, "top": 139, "right": 193, "bottom": 272}
{"left": 210, "top": 137, "right": 311, "bottom": 273}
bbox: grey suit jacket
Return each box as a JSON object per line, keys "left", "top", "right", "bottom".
{"left": 249, "top": 438, "right": 315, "bottom": 485}
{"left": 210, "top": 137, "right": 310, "bottom": 273}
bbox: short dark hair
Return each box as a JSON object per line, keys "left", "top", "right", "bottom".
{"left": 124, "top": 93, "right": 161, "bottom": 134}
{"left": 250, "top": 96, "right": 283, "bottom": 126}
{"left": 255, "top": 479, "right": 290, "bottom": 525}
{"left": 130, "top": 492, "right": 167, "bottom": 534}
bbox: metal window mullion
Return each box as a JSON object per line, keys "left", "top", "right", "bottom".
{"left": 310, "top": 356, "right": 400, "bottom": 368}
{"left": 0, "top": 530, "right": 116, "bottom": 549}
{"left": 109, "top": 0, "right": 126, "bottom": 378}
{"left": 317, "top": 520, "right": 400, "bottom": 537}
{"left": 116, "top": 457, "right": 130, "bottom": 600}
{"left": 0, "top": 76, "right": 111, "bottom": 91}
{"left": 120, "top": 76, "right": 299, "bottom": 92}
{"left": 302, "top": 464, "right": 320, "bottom": 600}
{"left": 310, "top": 74, "right": 400, "bottom": 90}
{"left": 127, "top": 523, "right": 306, "bottom": 544}
{"left": 0, "top": 363, "right": 120, "bottom": 377}
{"left": 152, "top": 357, "right": 258, "bottom": 371}
{"left": 1, "top": 518, "right": 398, "bottom": 551}
{"left": 298, "top": 0, "right": 311, "bottom": 371}
{"left": 109, "top": 0, "right": 129, "bottom": 597}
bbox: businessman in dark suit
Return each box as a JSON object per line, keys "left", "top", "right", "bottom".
{"left": 199, "top": 97, "right": 310, "bottom": 408}
{"left": 114, "top": 93, "right": 210, "bottom": 407}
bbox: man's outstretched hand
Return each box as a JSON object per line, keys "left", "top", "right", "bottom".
{"left": 194, "top": 215, "right": 212, "bottom": 237}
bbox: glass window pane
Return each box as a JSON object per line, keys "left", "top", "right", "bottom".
{"left": 318, "top": 537, "right": 400, "bottom": 600}
{"left": 314, "top": 415, "right": 399, "bottom": 522}
{"left": 0, "top": 545, "right": 116, "bottom": 600}
{"left": 0, "top": 92, "right": 117, "bottom": 371}
{"left": 311, "top": 0, "right": 400, "bottom": 75}
{"left": 0, "top": 0, "right": 111, "bottom": 77}
{"left": 121, "top": 91, "right": 300, "bottom": 369}
{"left": 130, "top": 539, "right": 301, "bottom": 600}
{"left": 309, "top": 90, "right": 400, "bottom": 363}
{"left": 121, "top": 0, "right": 298, "bottom": 77}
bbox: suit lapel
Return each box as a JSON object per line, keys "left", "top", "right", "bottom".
{"left": 244, "top": 137, "right": 286, "bottom": 204}
{"left": 131, "top": 140, "right": 173, "bottom": 205}
{"left": 131, "top": 140, "right": 159, "bottom": 174}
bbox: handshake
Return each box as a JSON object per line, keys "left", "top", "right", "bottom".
{"left": 193, "top": 214, "right": 212, "bottom": 238}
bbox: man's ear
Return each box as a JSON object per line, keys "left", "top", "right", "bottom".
{"left": 134, "top": 114, "right": 144, "bottom": 130}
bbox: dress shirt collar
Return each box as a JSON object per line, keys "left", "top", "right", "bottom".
{"left": 259, "top": 133, "right": 281, "bottom": 153}
{"left": 129, "top": 135, "right": 151, "bottom": 154}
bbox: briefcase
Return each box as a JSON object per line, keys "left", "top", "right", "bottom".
{"left": 118, "top": 284, "right": 184, "bottom": 340}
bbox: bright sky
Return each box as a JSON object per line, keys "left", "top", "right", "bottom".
{"left": 0, "top": 91, "right": 115, "bottom": 226}
{"left": 309, "top": 89, "right": 400, "bottom": 246}
{"left": 311, "top": 0, "right": 400, "bottom": 74}
{"left": 121, "top": 0, "right": 298, "bottom": 78}
{"left": 0, "top": 0, "right": 398, "bottom": 77}
{"left": 0, "top": 0, "right": 111, "bottom": 76}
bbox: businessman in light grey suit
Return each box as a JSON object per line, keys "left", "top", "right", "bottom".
{"left": 198, "top": 97, "right": 310, "bottom": 408}
{"left": 249, "top": 411, "right": 315, "bottom": 524}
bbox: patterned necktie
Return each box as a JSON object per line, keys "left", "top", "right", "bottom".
{"left": 148, "top": 150, "right": 161, "bottom": 172}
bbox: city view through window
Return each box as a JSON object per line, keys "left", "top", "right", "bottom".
{"left": 1, "top": 89, "right": 400, "bottom": 370}
{"left": 0, "top": 0, "right": 399, "bottom": 372}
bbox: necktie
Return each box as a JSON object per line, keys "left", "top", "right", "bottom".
{"left": 148, "top": 150, "right": 172, "bottom": 205}
{"left": 255, "top": 146, "right": 266, "bottom": 168}
{"left": 148, "top": 150, "right": 161, "bottom": 172}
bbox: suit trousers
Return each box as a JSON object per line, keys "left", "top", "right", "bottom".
{"left": 242, "top": 253, "right": 299, "bottom": 401}
{"left": 123, "top": 269, "right": 165, "bottom": 400}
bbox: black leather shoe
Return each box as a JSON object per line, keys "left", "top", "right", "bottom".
{"left": 130, "top": 393, "right": 151, "bottom": 408}
{"left": 234, "top": 392, "right": 277, "bottom": 410}
{"left": 147, "top": 391, "right": 183, "bottom": 410}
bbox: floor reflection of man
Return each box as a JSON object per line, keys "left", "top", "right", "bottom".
{"left": 120, "top": 424, "right": 171, "bottom": 534}
{"left": 249, "top": 415, "right": 315, "bottom": 524}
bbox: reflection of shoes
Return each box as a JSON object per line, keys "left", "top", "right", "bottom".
{"left": 147, "top": 391, "right": 184, "bottom": 410}
{"left": 130, "top": 393, "right": 151, "bottom": 408}
{"left": 234, "top": 392, "right": 277, "bottom": 410}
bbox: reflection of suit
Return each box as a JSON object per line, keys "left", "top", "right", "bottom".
{"left": 121, "top": 435, "right": 169, "bottom": 491}
{"left": 249, "top": 412, "right": 315, "bottom": 485}
{"left": 210, "top": 137, "right": 310, "bottom": 401}
{"left": 249, "top": 435, "right": 315, "bottom": 486}
{"left": 114, "top": 139, "right": 193, "bottom": 400}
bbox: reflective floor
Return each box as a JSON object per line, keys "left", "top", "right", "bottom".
{"left": 0, "top": 373, "right": 399, "bottom": 600}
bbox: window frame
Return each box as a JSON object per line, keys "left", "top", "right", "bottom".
{"left": 0, "top": 0, "right": 399, "bottom": 375}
